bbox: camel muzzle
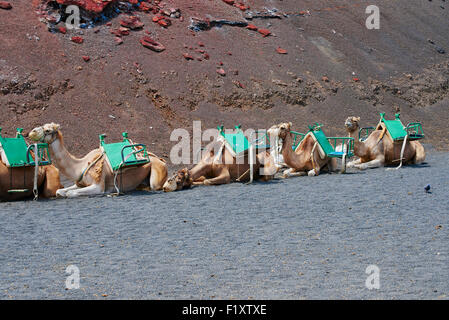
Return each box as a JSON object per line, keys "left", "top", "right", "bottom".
{"left": 163, "top": 178, "right": 177, "bottom": 192}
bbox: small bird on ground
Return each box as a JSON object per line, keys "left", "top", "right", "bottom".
{"left": 424, "top": 184, "right": 431, "bottom": 193}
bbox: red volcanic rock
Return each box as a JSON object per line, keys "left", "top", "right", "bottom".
{"left": 59, "top": 26, "right": 67, "bottom": 34}
{"left": 82, "top": 55, "right": 90, "bottom": 62}
{"left": 276, "top": 47, "right": 288, "bottom": 54}
{"left": 0, "top": 1, "right": 12, "bottom": 10}
{"left": 110, "top": 27, "right": 130, "bottom": 36}
{"left": 216, "top": 68, "right": 226, "bottom": 76}
{"left": 246, "top": 24, "right": 258, "bottom": 31}
{"left": 114, "top": 37, "right": 123, "bottom": 45}
{"left": 120, "top": 15, "right": 144, "bottom": 29}
{"left": 54, "top": 0, "right": 116, "bottom": 13}
{"left": 119, "top": 27, "right": 130, "bottom": 35}
{"left": 258, "top": 29, "right": 271, "bottom": 37}
{"left": 152, "top": 15, "right": 171, "bottom": 28}
{"left": 140, "top": 36, "right": 165, "bottom": 52}
{"left": 71, "top": 36, "right": 84, "bottom": 44}
{"left": 139, "top": 2, "right": 152, "bottom": 12}
{"left": 222, "top": 0, "right": 235, "bottom": 5}
{"left": 157, "top": 18, "right": 171, "bottom": 28}
{"left": 183, "top": 53, "right": 194, "bottom": 60}
{"left": 234, "top": 2, "right": 249, "bottom": 11}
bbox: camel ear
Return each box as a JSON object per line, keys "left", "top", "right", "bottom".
{"left": 51, "top": 123, "right": 60, "bottom": 131}
{"left": 355, "top": 117, "right": 360, "bottom": 122}
{"left": 288, "top": 122, "right": 292, "bottom": 129}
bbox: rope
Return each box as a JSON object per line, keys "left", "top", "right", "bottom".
{"left": 310, "top": 141, "right": 318, "bottom": 175}
{"left": 395, "top": 135, "right": 408, "bottom": 170}
{"left": 77, "top": 152, "right": 104, "bottom": 184}
{"left": 33, "top": 144, "right": 39, "bottom": 200}
{"left": 113, "top": 170, "right": 120, "bottom": 194}
{"left": 213, "top": 142, "right": 225, "bottom": 164}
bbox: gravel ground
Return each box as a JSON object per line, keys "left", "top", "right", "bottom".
{"left": 0, "top": 150, "right": 448, "bottom": 300}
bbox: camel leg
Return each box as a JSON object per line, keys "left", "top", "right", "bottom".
{"left": 41, "top": 166, "right": 63, "bottom": 198}
{"left": 282, "top": 168, "right": 306, "bottom": 178}
{"left": 65, "top": 183, "right": 104, "bottom": 198}
{"left": 347, "top": 158, "right": 362, "bottom": 168}
{"left": 56, "top": 184, "right": 81, "bottom": 197}
{"left": 203, "top": 168, "right": 231, "bottom": 186}
{"left": 355, "top": 157, "right": 384, "bottom": 170}
{"left": 148, "top": 159, "right": 168, "bottom": 191}
{"left": 412, "top": 142, "right": 426, "bottom": 164}
{"left": 328, "top": 158, "right": 338, "bottom": 173}
{"left": 308, "top": 166, "right": 320, "bottom": 176}
{"left": 192, "top": 176, "right": 206, "bottom": 185}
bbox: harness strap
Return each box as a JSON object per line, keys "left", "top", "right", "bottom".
{"left": 213, "top": 142, "right": 225, "bottom": 164}
{"left": 77, "top": 152, "right": 105, "bottom": 184}
{"left": 395, "top": 134, "right": 408, "bottom": 170}
{"left": 310, "top": 141, "right": 318, "bottom": 175}
{"left": 376, "top": 127, "right": 386, "bottom": 145}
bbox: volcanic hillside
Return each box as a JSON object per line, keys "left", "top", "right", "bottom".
{"left": 1, "top": 0, "right": 448, "bottom": 161}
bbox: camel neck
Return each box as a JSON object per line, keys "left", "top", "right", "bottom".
{"left": 49, "top": 134, "right": 85, "bottom": 181}
{"left": 348, "top": 129, "right": 365, "bottom": 157}
{"left": 281, "top": 132, "right": 306, "bottom": 168}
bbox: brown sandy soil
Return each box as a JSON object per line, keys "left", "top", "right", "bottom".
{"left": 1, "top": 0, "right": 448, "bottom": 165}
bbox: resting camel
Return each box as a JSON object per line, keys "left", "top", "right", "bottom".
{"left": 0, "top": 160, "right": 62, "bottom": 201}
{"left": 163, "top": 140, "right": 277, "bottom": 192}
{"left": 28, "top": 123, "right": 168, "bottom": 198}
{"left": 267, "top": 122, "right": 337, "bottom": 177}
{"left": 344, "top": 116, "right": 425, "bottom": 169}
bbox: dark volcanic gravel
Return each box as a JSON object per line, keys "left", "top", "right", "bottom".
{"left": 0, "top": 151, "right": 448, "bottom": 299}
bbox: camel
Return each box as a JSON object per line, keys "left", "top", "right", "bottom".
{"left": 344, "top": 116, "right": 425, "bottom": 169}
{"left": 0, "top": 159, "right": 62, "bottom": 201}
{"left": 163, "top": 140, "right": 277, "bottom": 192}
{"left": 28, "top": 123, "right": 168, "bottom": 198}
{"left": 267, "top": 122, "right": 338, "bottom": 177}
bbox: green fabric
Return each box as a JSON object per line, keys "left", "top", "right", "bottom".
{"left": 311, "top": 129, "right": 335, "bottom": 155}
{"left": 382, "top": 120, "right": 407, "bottom": 141}
{"left": 0, "top": 134, "right": 30, "bottom": 167}
{"left": 379, "top": 113, "right": 407, "bottom": 141}
{"left": 101, "top": 136, "right": 149, "bottom": 171}
{"left": 219, "top": 129, "right": 250, "bottom": 154}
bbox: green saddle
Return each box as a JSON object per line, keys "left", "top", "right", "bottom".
{"left": 100, "top": 132, "right": 150, "bottom": 171}
{"left": 0, "top": 127, "right": 51, "bottom": 167}
{"left": 217, "top": 125, "right": 251, "bottom": 155}
{"left": 294, "top": 124, "right": 354, "bottom": 158}
{"left": 379, "top": 113, "right": 424, "bottom": 141}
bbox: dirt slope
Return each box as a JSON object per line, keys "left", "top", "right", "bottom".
{"left": 1, "top": 0, "right": 448, "bottom": 160}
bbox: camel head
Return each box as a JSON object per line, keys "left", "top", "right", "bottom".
{"left": 28, "top": 123, "right": 61, "bottom": 143}
{"left": 267, "top": 122, "right": 292, "bottom": 141}
{"left": 163, "top": 168, "right": 192, "bottom": 192}
{"left": 344, "top": 116, "right": 360, "bottom": 133}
